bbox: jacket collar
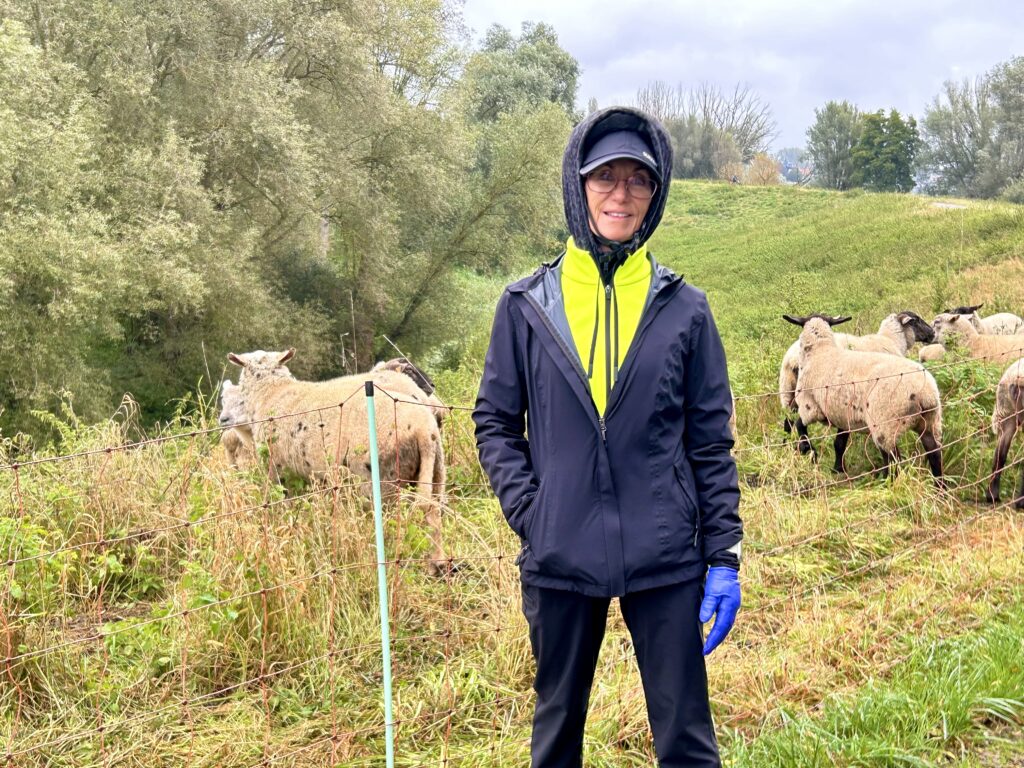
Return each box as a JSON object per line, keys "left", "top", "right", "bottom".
{"left": 563, "top": 237, "right": 650, "bottom": 290}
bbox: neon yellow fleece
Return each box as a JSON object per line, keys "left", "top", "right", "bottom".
{"left": 561, "top": 237, "right": 653, "bottom": 416}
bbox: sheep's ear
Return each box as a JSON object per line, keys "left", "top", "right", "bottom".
{"left": 371, "top": 361, "right": 385, "bottom": 371}
{"left": 782, "top": 314, "right": 807, "bottom": 326}
{"left": 970, "top": 303, "right": 984, "bottom": 313}
{"left": 828, "top": 315, "right": 852, "bottom": 326}
{"left": 222, "top": 380, "right": 235, "bottom": 391}
{"left": 278, "top": 348, "right": 295, "bottom": 365}
{"left": 227, "top": 353, "right": 246, "bottom": 367}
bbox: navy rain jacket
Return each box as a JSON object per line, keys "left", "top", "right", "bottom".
{"left": 473, "top": 107, "right": 743, "bottom": 598}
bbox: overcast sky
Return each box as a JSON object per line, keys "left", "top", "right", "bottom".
{"left": 460, "top": 0, "right": 1024, "bottom": 151}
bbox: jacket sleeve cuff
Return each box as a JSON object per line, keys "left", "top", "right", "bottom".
{"left": 708, "top": 551, "right": 740, "bottom": 570}
{"left": 705, "top": 535, "right": 743, "bottom": 568}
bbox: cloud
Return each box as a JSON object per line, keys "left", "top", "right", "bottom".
{"left": 460, "top": 0, "right": 1024, "bottom": 148}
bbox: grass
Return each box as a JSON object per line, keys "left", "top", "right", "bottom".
{"left": 2, "top": 181, "right": 1024, "bottom": 766}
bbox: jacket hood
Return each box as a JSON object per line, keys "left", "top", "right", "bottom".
{"left": 562, "top": 107, "right": 674, "bottom": 261}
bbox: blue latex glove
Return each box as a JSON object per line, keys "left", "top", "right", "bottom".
{"left": 699, "top": 567, "right": 741, "bottom": 656}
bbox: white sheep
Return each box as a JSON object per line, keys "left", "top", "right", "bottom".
{"left": 918, "top": 344, "right": 946, "bottom": 363}
{"left": 931, "top": 314, "right": 1024, "bottom": 365}
{"left": 785, "top": 315, "right": 944, "bottom": 486}
{"left": 226, "top": 349, "right": 449, "bottom": 575}
{"left": 779, "top": 311, "right": 936, "bottom": 451}
{"left": 985, "top": 358, "right": 1024, "bottom": 509}
{"left": 945, "top": 303, "right": 1024, "bottom": 336}
{"left": 218, "top": 380, "right": 254, "bottom": 467}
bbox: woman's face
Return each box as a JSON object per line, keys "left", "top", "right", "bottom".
{"left": 584, "top": 159, "right": 655, "bottom": 244}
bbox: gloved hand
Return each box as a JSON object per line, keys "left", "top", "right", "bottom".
{"left": 699, "top": 567, "right": 741, "bottom": 656}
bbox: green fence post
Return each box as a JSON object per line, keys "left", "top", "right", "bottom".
{"left": 365, "top": 380, "right": 395, "bottom": 768}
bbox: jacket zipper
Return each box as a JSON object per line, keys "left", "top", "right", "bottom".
{"left": 603, "top": 277, "right": 682, "bottom": 422}
{"left": 604, "top": 283, "right": 612, "bottom": 411}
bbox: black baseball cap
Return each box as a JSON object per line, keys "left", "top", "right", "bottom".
{"left": 579, "top": 130, "right": 660, "bottom": 181}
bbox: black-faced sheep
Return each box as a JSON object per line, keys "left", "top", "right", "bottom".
{"left": 944, "top": 303, "right": 1024, "bottom": 336}
{"left": 784, "top": 315, "right": 944, "bottom": 486}
{"left": 985, "top": 358, "right": 1024, "bottom": 509}
{"left": 226, "top": 349, "right": 448, "bottom": 575}
{"left": 780, "top": 311, "right": 935, "bottom": 451}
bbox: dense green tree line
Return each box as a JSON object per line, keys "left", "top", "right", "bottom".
{"left": 0, "top": 2, "right": 575, "bottom": 437}
{"left": 804, "top": 56, "right": 1024, "bottom": 196}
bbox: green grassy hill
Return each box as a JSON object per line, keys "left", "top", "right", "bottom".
{"left": 2, "top": 181, "right": 1023, "bottom": 766}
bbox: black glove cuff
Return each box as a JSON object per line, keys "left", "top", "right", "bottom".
{"left": 708, "top": 551, "right": 740, "bottom": 571}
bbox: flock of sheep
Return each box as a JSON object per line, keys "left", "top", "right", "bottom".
{"left": 218, "top": 351, "right": 452, "bottom": 575}
{"left": 212, "top": 301, "right": 1024, "bottom": 578}
{"left": 779, "top": 305, "right": 1024, "bottom": 507}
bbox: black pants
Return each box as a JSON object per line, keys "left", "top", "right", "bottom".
{"left": 521, "top": 578, "right": 720, "bottom": 768}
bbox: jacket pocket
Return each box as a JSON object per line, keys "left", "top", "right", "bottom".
{"left": 511, "top": 480, "right": 543, "bottom": 540}
{"left": 673, "top": 461, "right": 700, "bottom": 547}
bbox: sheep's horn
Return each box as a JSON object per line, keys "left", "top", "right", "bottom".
{"left": 279, "top": 348, "right": 295, "bottom": 365}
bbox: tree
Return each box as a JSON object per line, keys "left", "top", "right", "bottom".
{"left": 919, "top": 57, "right": 1024, "bottom": 198}
{"left": 667, "top": 115, "right": 741, "bottom": 179}
{"left": 988, "top": 57, "right": 1024, "bottom": 193}
{"left": 635, "top": 80, "right": 776, "bottom": 178}
{"left": 461, "top": 22, "right": 580, "bottom": 123}
{"left": 850, "top": 110, "right": 920, "bottom": 192}
{"left": 746, "top": 152, "right": 782, "bottom": 185}
{"left": 918, "top": 77, "right": 995, "bottom": 196}
{"left": 0, "top": 2, "right": 577, "bottom": 435}
{"left": 0, "top": 19, "right": 326, "bottom": 432}
{"left": 806, "top": 101, "right": 862, "bottom": 190}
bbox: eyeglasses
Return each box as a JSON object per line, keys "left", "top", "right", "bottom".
{"left": 585, "top": 170, "right": 657, "bottom": 200}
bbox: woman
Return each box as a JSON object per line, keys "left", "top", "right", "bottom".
{"left": 473, "top": 106, "right": 742, "bottom": 768}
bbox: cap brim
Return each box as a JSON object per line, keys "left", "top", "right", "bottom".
{"left": 580, "top": 151, "right": 661, "bottom": 181}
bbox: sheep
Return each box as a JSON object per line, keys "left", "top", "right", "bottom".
{"left": 372, "top": 357, "right": 449, "bottom": 427}
{"left": 784, "top": 315, "right": 944, "bottom": 486}
{"left": 985, "top": 358, "right": 1024, "bottom": 509}
{"left": 226, "top": 349, "right": 448, "bottom": 575}
{"left": 780, "top": 311, "right": 936, "bottom": 451}
{"left": 930, "top": 314, "right": 1024, "bottom": 365}
{"left": 218, "top": 380, "right": 255, "bottom": 467}
{"left": 918, "top": 344, "right": 946, "bottom": 363}
{"left": 944, "top": 303, "right": 1024, "bottom": 336}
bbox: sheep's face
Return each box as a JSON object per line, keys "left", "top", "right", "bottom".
{"left": 219, "top": 381, "right": 249, "bottom": 426}
{"left": 897, "top": 311, "right": 935, "bottom": 345}
{"left": 227, "top": 349, "right": 295, "bottom": 383}
{"left": 932, "top": 314, "right": 974, "bottom": 344}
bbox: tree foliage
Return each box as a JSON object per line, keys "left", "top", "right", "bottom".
{"left": 634, "top": 80, "right": 776, "bottom": 178}
{"left": 919, "top": 57, "right": 1024, "bottom": 198}
{"left": 0, "top": 2, "right": 576, "bottom": 436}
{"left": 805, "top": 101, "right": 862, "bottom": 190}
{"left": 461, "top": 22, "right": 579, "bottom": 123}
{"left": 850, "top": 110, "right": 920, "bottom": 192}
